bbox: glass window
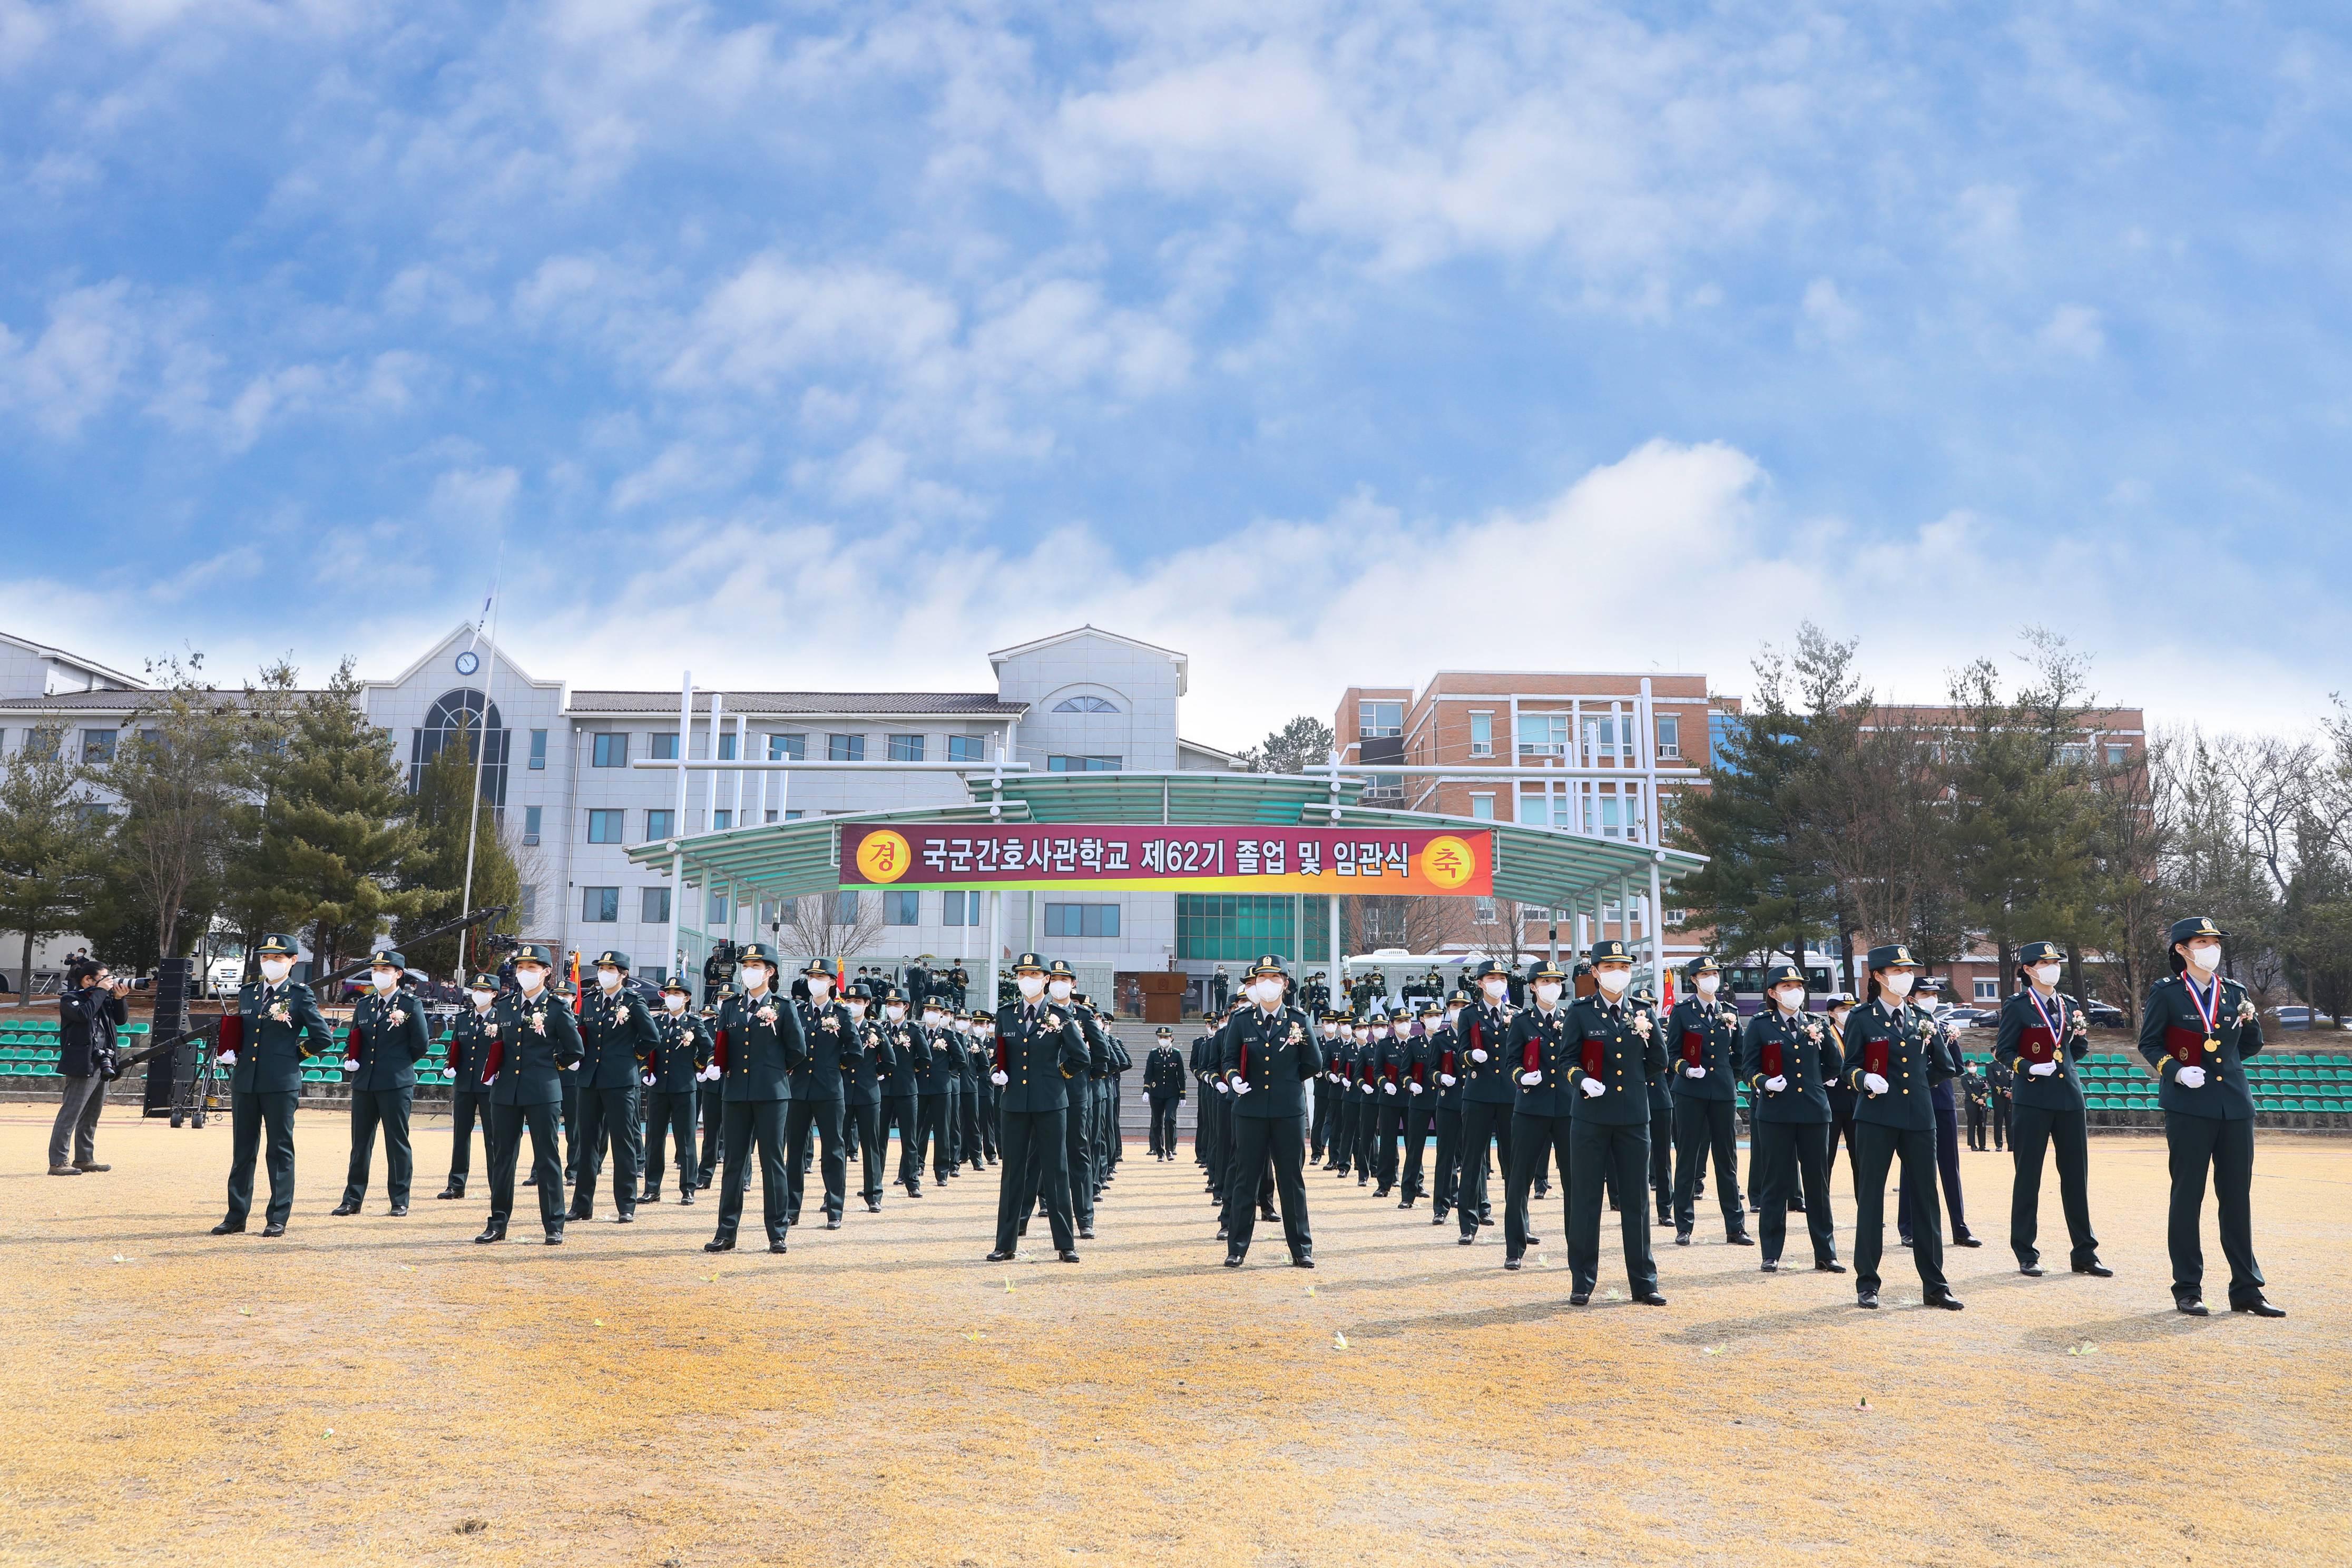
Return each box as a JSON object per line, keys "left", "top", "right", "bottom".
{"left": 884, "top": 890, "right": 920, "bottom": 926}
{"left": 769, "top": 733, "right": 806, "bottom": 761}
{"left": 708, "top": 889, "right": 730, "bottom": 925}
{"left": 834, "top": 890, "right": 860, "bottom": 923}
{"left": 642, "top": 887, "right": 671, "bottom": 924}
{"left": 827, "top": 733, "right": 865, "bottom": 762}
{"left": 1580, "top": 714, "right": 1618, "bottom": 760}
{"left": 1045, "top": 903, "right": 1121, "bottom": 938}
{"left": 1974, "top": 978, "right": 1999, "bottom": 1001}
{"left": 2105, "top": 743, "right": 2129, "bottom": 766}
{"left": 1047, "top": 754, "right": 1122, "bottom": 772}
{"left": 407, "top": 689, "right": 509, "bottom": 803}
{"left": 650, "top": 732, "right": 678, "bottom": 761}
{"left": 1053, "top": 695, "right": 1119, "bottom": 712}
{"left": 1518, "top": 714, "right": 1568, "bottom": 756}
{"left": 1469, "top": 794, "right": 1494, "bottom": 821}
{"left": 888, "top": 733, "right": 925, "bottom": 762}
{"left": 1709, "top": 712, "right": 1737, "bottom": 771}
{"left": 947, "top": 734, "right": 985, "bottom": 763}
{"left": 786, "top": 810, "right": 805, "bottom": 821}
{"left": 712, "top": 809, "right": 732, "bottom": 830}
{"left": 645, "top": 808, "right": 674, "bottom": 841}
{"left": 1469, "top": 712, "right": 1493, "bottom": 756}
{"left": 528, "top": 729, "right": 547, "bottom": 769}
{"left": 586, "top": 809, "right": 624, "bottom": 844}
{"left": 522, "top": 805, "right": 543, "bottom": 846}
{"left": 592, "top": 733, "right": 628, "bottom": 767}
{"left": 718, "top": 732, "right": 737, "bottom": 760}
{"left": 23, "top": 727, "right": 60, "bottom": 761}
{"left": 1656, "top": 714, "right": 1680, "bottom": 759}
{"left": 1175, "top": 895, "right": 1330, "bottom": 962}
{"left": 582, "top": 887, "right": 620, "bottom": 922}
{"left": 2057, "top": 743, "right": 2090, "bottom": 767}
{"left": 942, "top": 890, "right": 978, "bottom": 926}
{"left": 1360, "top": 701, "right": 1403, "bottom": 739}
{"left": 1473, "top": 897, "right": 1497, "bottom": 925}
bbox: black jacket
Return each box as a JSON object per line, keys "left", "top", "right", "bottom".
{"left": 58, "top": 986, "right": 126, "bottom": 1079}
{"left": 1219, "top": 1003, "right": 1324, "bottom": 1119}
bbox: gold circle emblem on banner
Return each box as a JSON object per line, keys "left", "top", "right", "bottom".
{"left": 1419, "top": 835, "right": 1478, "bottom": 890}
{"left": 854, "top": 829, "right": 914, "bottom": 884}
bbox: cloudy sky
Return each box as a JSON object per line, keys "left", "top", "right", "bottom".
{"left": 4, "top": 1, "right": 2346, "bottom": 744}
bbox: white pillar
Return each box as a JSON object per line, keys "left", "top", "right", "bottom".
{"left": 704, "top": 691, "right": 726, "bottom": 832}
{"left": 667, "top": 670, "right": 691, "bottom": 984}
{"left": 731, "top": 713, "right": 748, "bottom": 827}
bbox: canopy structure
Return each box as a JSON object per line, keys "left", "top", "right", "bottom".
{"left": 625, "top": 770, "right": 1707, "bottom": 1001}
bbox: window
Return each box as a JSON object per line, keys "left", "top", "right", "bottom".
{"left": 1359, "top": 701, "right": 1404, "bottom": 739}
{"left": 592, "top": 733, "right": 628, "bottom": 768}
{"left": 1518, "top": 714, "right": 1568, "bottom": 756}
{"left": 1583, "top": 793, "right": 1627, "bottom": 839}
{"left": 1045, "top": 902, "right": 1121, "bottom": 939}
{"left": 718, "top": 732, "right": 737, "bottom": 761}
{"left": 712, "top": 809, "right": 732, "bottom": 830}
{"left": 785, "top": 809, "right": 805, "bottom": 821}
{"left": 528, "top": 729, "right": 547, "bottom": 770}
{"left": 642, "top": 888, "right": 671, "bottom": 924}
{"left": 23, "top": 728, "right": 60, "bottom": 761}
{"left": 708, "top": 889, "right": 730, "bottom": 925}
{"left": 1053, "top": 695, "right": 1119, "bottom": 713}
{"left": 943, "top": 890, "right": 979, "bottom": 926}
{"left": 1709, "top": 712, "right": 1737, "bottom": 771}
{"left": 947, "top": 734, "right": 985, "bottom": 763}
{"left": 1469, "top": 794, "right": 1495, "bottom": 821}
{"left": 1175, "top": 895, "right": 1330, "bottom": 962}
{"left": 2057, "top": 743, "right": 2090, "bottom": 767}
{"left": 1048, "top": 754, "right": 1122, "bottom": 772}
{"left": 1580, "top": 714, "right": 1618, "bottom": 760}
{"left": 645, "top": 808, "right": 674, "bottom": 841}
{"left": 582, "top": 887, "right": 620, "bottom": 922}
{"left": 834, "top": 890, "right": 860, "bottom": 924}
{"left": 884, "top": 890, "right": 920, "bottom": 926}
{"left": 764, "top": 810, "right": 778, "bottom": 823}
{"left": 888, "top": 733, "right": 925, "bottom": 762}
{"left": 1469, "top": 712, "right": 1493, "bottom": 756}
{"left": 523, "top": 805, "right": 543, "bottom": 846}
{"left": 1656, "top": 714, "right": 1681, "bottom": 760}
{"left": 2105, "top": 743, "right": 2129, "bottom": 767}
{"left": 517, "top": 886, "right": 537, "bottom": 926}
{"left": 769, "top": 733, "right": 806, "bottom": 761}
{"left": 827, "top": 733, "right": 865, "bottom": 762}
{"left": 586, "top": 809, "right": 624, "bottom": 844}
{"left": 1974, "top": 978, "right": 2000, "bottom": 1002}
{"left": 407, "top": 689, "right": 509, "bottom": 803}
{"left": 75, "top": 802, "right": 111, "bottom": 825}
{"left": 1474, "top": 897, "right": 1497, "bottom": 925}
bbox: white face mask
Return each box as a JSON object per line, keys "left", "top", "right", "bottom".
{"left": 806, "top": 977, "right": 833, "bottom": 1000}
{"left": 1534, "top": 982, "right": 1563, "bottom": 1007}
{"left": 1773, "top": 985, "right": 1805, "bottom": 1011}
{"left": 259, "top": 957, "right": 292, "bottom": 983}
{"left": 1370, "top": 1024, "right": 1389, "bottom": 1038}
{"left": 845, "top": 1001, "right": 867, "bottom": 1020}
{"left": 885, "top": 1004, "right": 906, "bottom": 1022}
{"left": 1696, "top": 975, "right": 1720, "bottom": 997}
{"left": 2186, "top": 942, "right": 2221, "bottom": 975}
{"left": 1880, "top": 972, "right": 1915, "bottom": 1000}
{"left": 664, "top": 993, "right": 688, "bottom": 1013}
{"left": 1481, "top": 979, "right": 1507, "bottom": 1002}
{"left": 923, "top": 1010, "right": 944, "bottom": 1026}
{"left": 596, "top": 967, "right": 622, "bottom": 992}
{"left": 1445, "top": 1009, "right": 1461, "bottom": 1027}
{"left": 1594, "top": 967, "right": 1631, "bottom": 996}
{"left": 739, "top": 964, "right": 770, "bottom": 991}
{"left": 1048, "top": 979, "right": 1074, "bottom": 1002}
{"left": 1251, "top": 979, "right": 1284, "bottom": 1007}
{"left": 954, "top": 1018, "right": 972, "bottom": 1034}
{"left": 1016, "top": 975, "right": 1045, "bottom": 1001}
{"left": 517, "top": 966, "right": 547, "bottom": 994}
{"left": 2032, "top": 963, "right": 2062, "bottom": 987}
{"left": 1320, "top": 1022, "right": 1337, "bottom": 1037}
{"left": 370, "top": 968, "right": 400, "bottom": 993}
{"left": 1339, "top": 1028, "right": 1355, "bottom": 1043}
{"left": 470, "top": 988, "right": 496, "bottom": 1008}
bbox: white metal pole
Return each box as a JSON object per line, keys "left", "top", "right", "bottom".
{"left": 704, "top": 691, "right": 725, "bottom": 832}
{"left": 668, "top": 671, "right": 691, "bottom": 983}
{"left": 454, "top": 569, "right": 503, "bottom": 982}
{"left": 985, "top": 890, "right": 1002, "bottom": 1008}
{"left": 731, "top": 713, "right": 747, "bottom": 827}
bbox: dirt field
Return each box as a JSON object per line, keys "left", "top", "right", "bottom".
{"left": 1, "top": 1108, "right": 2346, "bottom": 1568}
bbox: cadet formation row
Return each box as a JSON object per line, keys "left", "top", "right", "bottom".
{"left": 204, "top": 918, "right": 2286, "bottom": 1316}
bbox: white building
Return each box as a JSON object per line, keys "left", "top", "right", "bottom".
{"left": 0, "top": 623, "right": 1276, "bottom": 997}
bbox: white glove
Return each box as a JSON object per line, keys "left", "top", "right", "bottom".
{"left": 700, "top": 1064, "right": 721, "bottom": 1082}
{"left": 1765, "top": 1074, "right": 1788, "bottom": 1093}
{"left": 2028, "top": 1060, "right": 2057, "bottom": 1077}
{"left": 1469, "top": 1048, "right": 1489, "bottom": 1063}
{"left": 1863, "top": 1072, "right": 1889, "bottom": 1095}
{"left": 217, "top": 1051, "right": 237, "bottom": 1067}
{"left": 1358, "top": 1081, "right": 1374, "bottom": 1095}
{"left": 340, "top": 1057, "right": 358, "bottom": 1073}
{"left": 1408, "top": 1082, "right": 1424, "bottom": 1096}
{"left": 2176, "top": 1065, "right": 2207, "bottom": 1089}
{"left": 990, "top": 1069, "right": 1009, "bottom": 1086}
{"left": 1579, "top": 1076, "right": 1606, "bottom": 1099}
{"left": 1518, "top": 1070, "right": 1543, "bottom": 1087}
{"left": 1381, "top": 1081, "right": 1397, "bottom": 1095}
{"left": 641, "top": 1072, "right": 656, "bottom": 1087}
{"left": 563, "top": 1060, "right": 579, "bottom": 1070}
{"left": 1683, "top": 1064, "right": 1706, "bottom": 1079}
{"left": 1214, "top": 1079, "right": 1230, "bottom": 1094}
{"left": 1234, "top": 1078, "right": 1255, "bottom": 1095}
{"left": 1439, "top": 1073, "right": 1457, "bottom": 1086}
{"left": 444, "top": 1066, "right": 457, "bottom": 1081}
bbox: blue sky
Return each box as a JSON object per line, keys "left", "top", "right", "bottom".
{"left": 4, "top": 1, "right": 2347, "bottom": 743}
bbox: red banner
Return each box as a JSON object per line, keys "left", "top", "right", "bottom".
{"left": 839, "top": 822, "right": 1492, "bottom": 896}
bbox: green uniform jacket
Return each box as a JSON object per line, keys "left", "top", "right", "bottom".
{"left": 347, "top": 988, "right": 431, "bottom": 1092}
{"left": 646, "top": 1011, "right": 712, "bottom": 1093}
{"left": 446, "top": 1007, "right": 499, "bottom": 1087}
{"left": 1665, "top": 998, "right": 1740, "bottom": 1103}
{"left": 718, "top": 991, "right": 805, "bottom": 1103}
{"left": 993, "top": 1001, "right": 1088, "bottom": 1113}
{"left": 229, "top": 979, "right": 335, "bottom": 1095}
{"left": 576, "top": 985, "right": 659, "bottom": 1090}
{"left": 486, "top": 991, "right": 580, "bottom": 1107}
{"left": 1456, "top": 999, "right": 1518, "bottom": 1105}
{"left": 2137, "top": 972, "right": 2263, "bottom": 1121}
{"left": 1219, "top": 1003, "right": 1324, "bottom": 1119}
{"left": 1564, "top": 996, "right": 1668, "bottom": 1125}
{"left": 1506, "top": 1005, "right": 1580, "bottom": 1116}
{"left": 791, "top": 1000, "right": 857, "bottom": 1102}
{"left": 1740, "top": 1008, "right": 1839, "bottom": 1124}
{"left": 1992, "top": 988, "right": 2089, "bottom": 1112}
{"left": 1841, "top": 998, "right": 1956, "bottom": 1132}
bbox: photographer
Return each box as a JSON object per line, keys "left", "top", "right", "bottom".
{"left": 51, "top": 958, "right": 127, "bottom": 1176}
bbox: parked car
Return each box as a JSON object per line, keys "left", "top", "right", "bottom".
{"left": 2272, "top": 1006, "right": 2340, "bottom": 1031}
{"left": 1936, "top": 1006, "right": 1995, "bottom": 1029}
{"left": 2083, "top": 1001, "right": 2128, "bottom": 1027}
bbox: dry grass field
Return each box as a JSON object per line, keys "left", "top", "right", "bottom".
{"left": 1, "top": 1106, "right": 2346, "bottom": 1568}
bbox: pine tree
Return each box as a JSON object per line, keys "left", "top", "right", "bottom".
{"left": 0, "top": 729, "right": 96, "bottom": 995}
{"left": 397, "top": 728, "right": 521, "bottom": 979}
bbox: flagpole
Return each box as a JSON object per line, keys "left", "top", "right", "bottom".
{"left": 455, "top": 551, "right": 504, "bottom": 982}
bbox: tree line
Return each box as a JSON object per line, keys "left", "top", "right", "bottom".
{"left": 0, "top": 654, "right": 521, "bottom": 993}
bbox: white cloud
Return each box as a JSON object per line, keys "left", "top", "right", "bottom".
{"left": 662, "top": 257, "right": 958, "bottom": 391}
{"left": 2039, "top": 303, "right": 2105, "bottom": 359}
{"left": 1800, "top": 277, "right": 1861, "bottom": 344}
{"left": 0, "top": 281, "right": 146, "bottom": 438}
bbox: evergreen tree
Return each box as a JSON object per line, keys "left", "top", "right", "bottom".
{"left": 0, "top": 729, "right": 97, "bottom": 995}
{"left": 397, "top": 727, "right": 521, "bottom": 979}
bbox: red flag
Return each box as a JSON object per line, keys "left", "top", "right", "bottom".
{"left": 569, "top": 950, "right": 584, "bottom": 1017}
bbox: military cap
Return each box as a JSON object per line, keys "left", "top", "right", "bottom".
{"left": 1155, "top": 1025, "right": 1173, "bottom": 1038}
{"left": 967, "top": 1010, "right": 992, "bottom": 1024}
{"left": 1587, "top": 939, "right": 1632, "bottom": 964}
{"left": 1762, "top": 963, "right": 1805, "bottom": 989}
{"left": 2168, "top": 916, "right": 2226, "bottom": 947}
{"left": 592, "top": 948, "right": 631, "bottom": 971}
{"left": 1467, "top": 957, "right": 1511, "bottom": 982}
{"left": 1419, "top": 1003, "right": 1443, "bottom": 1018}
{"left": 1245, "top": 953, "right": 1289, "bottom": 979}
{"left": 1683, "top": 955, "right": 1722, "bottom": 979}
{"left": 1012, "top": 951, "right": 1048, "bottom": 973}
{"left": 468, "top": 971, "right": 502, "bottom": 990}
{"left": 368, "top": 948, "right": 407, "bottom": 970}
{"left": 1047, "top": 958, "right": 1077, "bottom": 979}
{"left": 736, "top": 942, "right": 779, "bottom": 965}
{"left": 1318, "top": 1008, "right": 1346, "bottom": 1024}
{"left": 1824, "top": 992, "right": 1856, "bottom": 1007}
{"left": 1865, "top": 943, "right": 1920, "bottom": 971}
{"left": 881, "top": 986, "right": 909, "bottom": 1004}
{"left": 511, "top": 942, "right": 555, "bottom": 967}
{"left": 801, "top": 957, "right": 836, "bottom": 978}
{"left": 1526, "top": 958, "right": 1566, "bottom": 983}
{"left": 2018, "top": 940, "right": 2064, "bottom": 966}
{"left": 255, "top": 933, "right": 299, "bottom": 958}
{"left": 658, "top": 974, "right": 692, "bottom": 995}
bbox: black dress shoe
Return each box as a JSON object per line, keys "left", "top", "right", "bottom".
{"left": 614, "top": 1212, "right": 634, "bottom": 1224}
{"left": 1525, "top": 1234, "right": 1544, "bottom": 1247}
{"left": 1291, "top": 1252, "right": 1314, "bottom": 1269}
{"left": 986, "top": 1249, "right": 1015, "bottom": 1262}
{"left": 1856, "top": 1290, "right": 1880, "bottom": 1309}
{"left": 389, "top": 1204, "right": 409, "bottom": 1217}
{"left": 522, "top": 1174, "right": 538, "bottom": 1187}
{"left": 211, "top": 1221, "right": 245, "bottom": 1236}
{"left": 1504, "top": 1256, "right": 1523, "bottom": 1271}
{"left": 769, "top": 1240, "right": 789, "bottom": 1254}
{"left": 1430, "top": 1213, "right": 1448, "bottom": 1226}
{"left": 543, "top": 1232, "right": 563, "bottom": 1246}
{"left": 1954, "top": 1233, "right": 1983, "bottom": 1248}
{"left": 2020, "top": 1263, "right": 2045, "bottom": 1277}
{"left": 680, "top": 1194, "right": 695, "bottom": 1206}
{"left": 2233, "top": 1297, "right": 2287, "bottom": 1318}
{"left": 1569, "top": 1291, "right": 1591, "bottom": 1306}
{"left": 1215, "top": 1224, "right": 1228, "bottom": 1241}
{"left": 1815, "top": 1259, "right": 1847, "bottom": 1274}
{"left": 1635, "top": 1289, "right": 1668, "bottom": 1306}
{"left": 865, "top": 1201, "right": 881, "bottom": 1213}
{"left": 1674, "top": 1232, "right": 1692, "bottom": 1246}
{"left": 1760, "top": 1260, "right": 1780, "bottom": 1273}
{"left": 1478, "top": 1214, "right": 1494, "bottom": 1227}
{"left": 697, "top": 1177, "right": 712, "bottom": 1190}
{"left": 2175, "top": 1296, "right": 2209, "bottom": 1317}
{"left": 1726, "top": 1232, "right": 1755, "bottom": 1247}
{"left": 1925, "top": 1289, "right": 1965, "bottom": 1310}
{"left": 567, "top": 1207, "right": 591, "bottom": 1223}
{"left": 262, "top": 1222, "right": 286, "bottom": 1237}
{"left": 825, "top": 1218, "right": 842, "bottom": 1230}
{"left": 1223, "top": 1251, "right": 1246, "bottom": 1268}
{"left": 331, "top": 1202, "right": 360, "bottom": 1216}
{"left": 2074, "top": 1261, "right": 2113, "bottom": 1278}
{"left": 1079, "top": 1227, "right": 1095, "bottom": 1240}
{"left": 1056, "top": 1250, "right": 1081, "bottom": 1263}
{"left": 1374, "top": 1186, "right": 1391, "bottom": 1199}
{"left": 474, "top": 1228, "right": 504, "bottom": 1244}
{"left": 1457, "top": 1232, "right": 1476, "bottom": 1246}
{"left": 435, "top": 1188, "right": 464, "bottom": 1200}
{"left": 705, "top": 1238, "right": 736, "bottom": 1253}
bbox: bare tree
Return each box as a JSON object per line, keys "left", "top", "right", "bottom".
{"left": 781, "top": 889, "right": 887, "bottom": 964}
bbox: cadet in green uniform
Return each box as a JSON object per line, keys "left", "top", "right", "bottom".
{"left": 693, "top": 998, "right": 725, "bottom": 1191}
{"left": 1397, "top": 1005, "right": 1440, "bottom": 1207}
{"left": 1144, "top": 1025, "right": 1185, "bottom": 1158}
{"left": 436, "top": 972, "right": 503, "bottom": 1201}
{"left": 1740, "top": 964, "right": 1844, "bottom": 1273}
{"left": 986, "top": 953, "right": 1087, "bottom": 1262}
{"left": 641, "top": 975, "right": 712, "bottom": 1204}
{"left": 1994, "top": 939, "right": 2106, "bottom": 1279}
{"left": 1562, "top": 942, "right": 1668, "bottom": 1305}
{"left": 1194, "top": 1011, "right": 1228, "bottom": 1197}
{"left": 569, "top": 949, "right": 658, "bottom": 1223}
{"left": 1455, "top": 960, "right": 1517, "bottom": 1243}
{"left": 1501, "top": 961, "right": 1575, "bottom": 1269}
{"left": 1843, "top": 944, "right": 1963, "bottom": 1310}
{"left": 212, "top": 934, "right": 335, "bottom": 1236}
{"left": 2139, "top": 917, "right": 2284, "bottom": 1316}
{"left": 706, "top": 943, "right": 803, "bottom": 1253}
{"left": 973, "top": 1011, "right": 1000, "bottom": 1163}
{"left": 334, "top": 948, "right": 430, "bottom": 1217}
{"left": 1217, "top": 955, "right": 1324, "bottom": 1268}
{"left": 1048, "top": 962, "right": 1104, "bottom": 1236}
{"left": 1665, "top": 956, "right": 1750, "bottom": 1246}
{"left": 475, "top": 944, "right": 579, "bottom": 1244}
{"left": 1429, "top": 997, "right": 1466, "bottom": 1225}
{"left": 788, "top": 960, "right": 855, "bottom": 1229}
{"left": 841, "top": 989, "right": 896, "bottom": 1213}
